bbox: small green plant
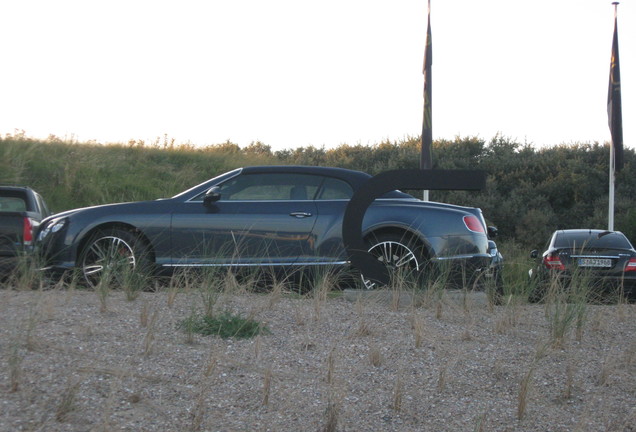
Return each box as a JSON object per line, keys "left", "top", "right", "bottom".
{"left": 178, "top": 311, "right": 268, "bottom": 339}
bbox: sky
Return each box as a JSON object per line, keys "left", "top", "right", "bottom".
{"left": 1, "top": 0, "right": 633, "bottom": 152}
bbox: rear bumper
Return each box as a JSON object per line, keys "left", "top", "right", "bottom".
{"left": 532, "top": 270, "right": 636, "bottom": 301}
{"left": 431, "top": 253, "right": 501, "bottom": 289}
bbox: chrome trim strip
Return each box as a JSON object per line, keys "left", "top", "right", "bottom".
{"left": 432, "top": 254, "right": 487, "bottom": 261}
{"left": 163, "top": 261, "right": 349, "bottom": 268}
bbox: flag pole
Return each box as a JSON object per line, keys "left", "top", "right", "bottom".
{"left": 421, "top": 0, "right": 433, "bottom": 201}
{"left": 609, "top": 133, "right": 615, "bottom": 231}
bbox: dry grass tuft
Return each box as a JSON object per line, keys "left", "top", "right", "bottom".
{"left": 517, "top": 365, "right": 535, "bottom": 421}
{"left": 262, "top": 368, "right": 273, "bottom": 406}
{"left": 351, "top": 319, "right": 373, "bottom": 338}
{"left": 55, "top": 378, "right": 81, "bottom": 422}
{"left": 412, "top": 314, "right": 425, "bottom": 348}
{"left": 142, "top": 308, "right": 159, "bottom": 356}
{"left": 369, "top": 344, "right": 382, "bottom": 367}
{"left": 7, "top": 341, "right": 22, "bottom": 392}
{"left": 437, "top": 365, "right": 447, "bottom": 392}
{"left": 320, "top": 400, "right": 340, "bottom": 432}
{"left": 563, "top": 362, "right": 575, "bottom": 400}
{"left": 392, "top": 373, "right": 404, "bottom": 412}
{"left": 326, "top": 349, "right": 336, "bottom": 385}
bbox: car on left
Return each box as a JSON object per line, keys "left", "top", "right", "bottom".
{"left": 0, "top": 186, "right": 51, "bottom": 277}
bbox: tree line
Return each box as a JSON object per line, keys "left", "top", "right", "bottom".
{"left": 1, "top": 132, "right": 634, "bottom": 249}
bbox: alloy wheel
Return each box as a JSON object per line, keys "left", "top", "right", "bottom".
{"left": 362, "top": 240, "right": 420, "bottom": 289}
{"left": 81, "top": 235, "right": 136, "bottom": 287}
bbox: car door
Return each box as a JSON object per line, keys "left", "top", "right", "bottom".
{"left": 303, "top": 177, "right": 355, "bottom": 264}
{"left": 169, "top": 172, "right": 320, "bottom": 267}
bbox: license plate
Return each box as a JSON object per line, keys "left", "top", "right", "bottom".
{"left": 578, "top": 258, "right": 612, "bottom": 268}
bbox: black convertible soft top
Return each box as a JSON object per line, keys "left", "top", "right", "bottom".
{"left": 240, "top": 166, "right": 412, "bottom": 199}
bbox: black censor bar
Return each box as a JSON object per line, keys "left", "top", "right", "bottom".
{"left": 342, "top": 169, "right": 486, "bottom": 286}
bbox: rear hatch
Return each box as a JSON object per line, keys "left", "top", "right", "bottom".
{"left": 558, "top": 247, "right": 632, "bottom": 275}
{"left": 553, "top": 231, "right": 635, "bottom": 276}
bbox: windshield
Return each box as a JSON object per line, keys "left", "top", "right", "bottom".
{"left": 172, "top": 168, "right": 242, "bottom": 199}
{"left": 554, "top": 231, "right": 633, "bottom": 250}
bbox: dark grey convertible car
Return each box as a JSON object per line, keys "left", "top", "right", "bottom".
{"left": 36, "top": 166, "right": 501, "bottom": 289}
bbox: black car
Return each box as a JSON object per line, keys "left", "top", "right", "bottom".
{"left": 37, "top": 166, "right": 501, "bottom": 289}
{"left": 1, "top": 186, "right": 51, "bottom": 276}
{"left": 529, "top": 229, "right": 636, "bottom": 301}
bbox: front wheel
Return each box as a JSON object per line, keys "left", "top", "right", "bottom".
{"left": 79, "top": 228, "right": 150, "bottom": 288}
{"left": 361, "top": 233, "right": 425, "bottom": 290}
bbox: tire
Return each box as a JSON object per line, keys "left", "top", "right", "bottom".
{"left": 78, "top": 228, "right": 150, "bottom": 288}
{"left": 361, "top": 233, "right": 425, "bottom": 290}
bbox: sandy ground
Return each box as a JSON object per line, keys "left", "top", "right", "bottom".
{"left": 1, "top": 286, "right": 635, "bottom": 432}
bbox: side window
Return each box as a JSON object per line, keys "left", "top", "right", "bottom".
{"left": 35, "top": 193, "right": 50, "bottom": 216}
{"left": 316, "top": 178, "right": 353, "bottom": 200}
{"left": 218, "top": 173, "right": 322, "bottom": 201}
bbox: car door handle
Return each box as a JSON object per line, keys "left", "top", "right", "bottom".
{"left": 289, "top": 212, "right": 313, "bottom": 218}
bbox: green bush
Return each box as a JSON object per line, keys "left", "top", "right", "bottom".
{"left": 178, "top": 311, "right": 268, "bottom": 339}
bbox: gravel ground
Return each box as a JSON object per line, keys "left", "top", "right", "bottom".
{"left": 1, "top": 286, "right": 635, "bottom": 432}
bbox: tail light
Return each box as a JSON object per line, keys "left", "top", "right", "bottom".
{"left": 463, "top": 215, "right": 485, "bottom": 233}
{"left": 543, "top": 254, "right": 565, "bottom": 271}
{"left": 23, "top": 217, "right": 34, "bottom": 246}
{"left": 625, "top": 258, "right": 636, "bottom": 272}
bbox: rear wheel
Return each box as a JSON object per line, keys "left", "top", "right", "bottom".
{"left": 361, "top": 233, "right": 425, "bottom": 289}
{"left": 79, "top": 228, "right": 150, "bottom": 288}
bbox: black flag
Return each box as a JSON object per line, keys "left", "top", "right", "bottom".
{"left": 608, "top": 9, "right": 623, "bottom": 171}
{"left": 420, "top": 0, "right": 433, "bottom": 170}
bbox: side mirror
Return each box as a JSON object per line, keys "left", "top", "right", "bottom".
{"left": 203, "top": 186, "right": 221, "bottom": 207}
{"left": 487, "top": 226, "right": 498, "bottom": 238}
{"left": 530, "top": 250, "right": 538, "bottom": 259}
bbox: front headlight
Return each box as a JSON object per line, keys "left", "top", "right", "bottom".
{"left": 37, "top": 218, "right": 67, "bottom": 241}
